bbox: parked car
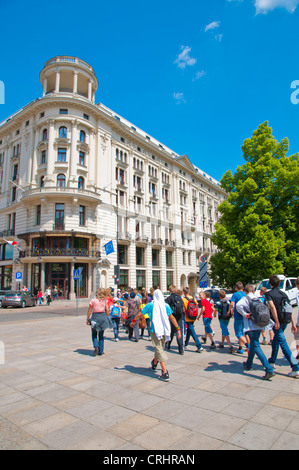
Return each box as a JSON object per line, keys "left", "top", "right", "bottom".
{"left": 203, "top": 288, "right": 233, "bottom": 303}
{"left": 1, "top": 291, "right": 36, "bottom": 308}
{"left": 0, "top": 290, "right": 8, "bottom": 308}
{"left": 255, "top": 275, "right": 298, "bottom": 306}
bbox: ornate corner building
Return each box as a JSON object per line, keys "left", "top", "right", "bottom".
{"left": 0, "top": 56, "right": 226, "bottom": 299}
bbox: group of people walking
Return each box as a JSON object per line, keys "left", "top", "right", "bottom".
{"left": 86, "top": 275, "right": 299, "bottom": 382}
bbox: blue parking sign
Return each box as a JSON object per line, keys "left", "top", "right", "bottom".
{"left": 16, "top": 272, "right": 22, "bottom": 280}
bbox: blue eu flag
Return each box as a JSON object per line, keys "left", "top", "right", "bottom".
{"left": 104, "top": 240, "right": 115, "bottom": 255}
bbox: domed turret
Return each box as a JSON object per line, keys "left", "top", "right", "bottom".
{"left": 39, "top": 56, "right": 98, "bottom": 103}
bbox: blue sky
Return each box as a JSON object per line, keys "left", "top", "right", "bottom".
{"left": 0, "top": 0, "right": 299, "bottom": 181}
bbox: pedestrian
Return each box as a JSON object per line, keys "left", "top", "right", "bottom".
{"left": 183, "top": 287, "right": 203, "bottom": 353}
{"left": 165, "top": 285, "right": 185, "bottom": 354}
{"left": 198, "top": 291, "right": 216, "bottom": 349}
{"left": 37, "top": 288, "right": 43, "bottom": 305}
{"left": 259, "top": 286, "right": 274, "bottom": 345}
{"left": 140, "top": 295, "right": 150, "bottom": 339}
{"left": 202, "top": 291, "right": 215, "bottom": 341}
{"left": 295, "top": 277, "right": 299, "bottom": 360}
{"left": 228, "top": 282, "right": 248, "bottom": 354}
{"left": 214, "top": 289, "right": 234, "bottom": 353}
{"left": 265, "top": 274, "right": 299, "bottom": 378}
{"left": 53, "top": 285, "right": 59, "bottom": 301}
{"left": 126, "top": 292, "right": 140, "bottom": 342}
{"left": 236, "top": 284, "right": 275, "bottom": 380}
{"left": 133, "top": 289, "right": 181, "bottom": 381}
{"left": 45, "top": 286, "right": 51, "bottom": 305}
{"left": 86, "top": 287, "right": 110, "bottom": 356}
{"left": 109, "top": 297, "right": 122, "bottom": 341}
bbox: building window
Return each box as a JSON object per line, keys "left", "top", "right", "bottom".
{"left": 118, "top": 245, "right": 127, "bottom": 265}
{"left": 79, "top": 205, "right": 85, "bottom": 226}
{"left": 78, "top": 176, "right": 84, "bottom": 189}
{"left": 152, "top": 270, "right": 160, "bottom": 289}
{"left": 136, "top": 270, "right": 146, "bottom": 290}
{"left": 119, "top": 269, "right": 128, "bottom": 290}
{"left": 55, "top": 203, "right": 64, "bottom": 230}
{"left": 11, "top": 186, "right": 16, "bottom": 202}
{"left": 36, "top": 205, "right": 41, "bottom": 225}
{"left": 79, "top": 130, "right": 86, "bottom": 142}
{"left": 83, "top": 113, "right": 89, "bottom": 120}
{"left": 136, "top": 247, "right": 145, "bottom": 266}
{"left": 166, "top": 250, "right": 172, "bottom": 268}
{"left": 57, "top": 148, "right": 67, "bottom": 162}
{"left": 59, "top": 109, "right": 68, "bottom": 114}
{"left": 152, "top": 249, "right": 160, "bottom": 267}
{"left": 57, "top": 174, "right": 66, "bottom": 187}
{"left": 79, "top": 151, "right": 85, "bottom": 166}
{"left": 59, "top": 126, "right": 67, "bottom": 138}
{"left": 12, "top": 164, "right": 18, "bottom": 181}
{"left": 166, "top": 271, "right": 173, "bottom": 290}
{"left": 42, "top": 129, "right": 48, "bottom": 141}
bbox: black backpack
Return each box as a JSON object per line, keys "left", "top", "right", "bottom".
{"left": 219, "top": 299, "right": 231, "bottom": 321}
{"left": 168, "top": 293, "right": 184, "bottom": 319}
{"left": 279, "top": 293, "right": 293, "bottom": 324}
{"left": 247, "top": 296, "right": 270, "bottom": 328}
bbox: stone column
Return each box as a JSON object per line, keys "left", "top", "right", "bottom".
{"left": 73, "top": 71, "right": 78, "bottom": 94}
{"left": 69, "top": 120, "right": 77, "bottom": 187}
{"left": 45, "top": 119, "right": 55, "bottom": 185}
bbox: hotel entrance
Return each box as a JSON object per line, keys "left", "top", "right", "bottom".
{"left": 46, "top": 263, "right": 70, "bottom": 299}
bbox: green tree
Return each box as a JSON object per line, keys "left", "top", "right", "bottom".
{"left": 210, "top": 121, "right": 299, "bottom": 288}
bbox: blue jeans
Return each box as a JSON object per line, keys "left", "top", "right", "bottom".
{"left": 219, "top": 319, "right": 230, "bottom": 338}
{"left": 269, "top": 324, "right": 299, "bottom": 371}
{"left": 203, "top": 317, "right": 213, "bottom": 334}
{"left": 111, "top": 318, "right": 120, "bottom": 339}
{"left": 185, "top": 321, "right": 202, "bottom": 348}
{"left": 91, "top": 328, "right": 104, "bottom": 354}
{"left": 245, "top": 330, "right": 274, "bottom": 373}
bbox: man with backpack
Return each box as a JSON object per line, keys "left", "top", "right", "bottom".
{"left": 182, "top": 287, "right": 203, "bottom": 353}
{"left": 265, "top": 275, "right": 299, "bottom": 378}
{"left": 236, "top": 285, "right": 275, "bottom": 380}
{"left": 165, "top": 285, "right": 185, "bottom": 354}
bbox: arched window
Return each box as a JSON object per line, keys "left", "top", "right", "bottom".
{"left": 59, "top": 126, "right": 67, "bottom": 138}
{"left": 79, "top": 130, "right": 86, "bottom": 142}
{"left": 57, "top": 174, "right": 66, "bottom": 187}
{"left": 42, "top": 129, "right": 48, "bottom": 141}
{"left": 78, "top": 176, "right": 84, "bottom": 189}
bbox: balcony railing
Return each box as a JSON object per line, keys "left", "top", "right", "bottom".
{"left": 19, "top": 248, "right": 101, "bottom": 258}
{"left": 0, "top": 229, "right": 15, "bottom": 238}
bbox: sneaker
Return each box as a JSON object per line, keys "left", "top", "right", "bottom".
{"left": 263, "top": 371, "right": 276, "bottom": 380}
{"left": 159, "top": 370, "right": 170, "bottom": 382}
{"left": 151, "top": 359, "right": 158, "bottom": 370}
{"left": 196, "top": 347, "right": 203, "bottom": 353}
{"left": 262, "top": 339, "right": 268, "bottom": 345}
{"left": 93, "top": 347, "right": 99, "bottom": 356}
{"left": 243, "top": 362, "right": 252, "bottom": 371}
{"left": 230, "top": 347, "right": 234, "bottom": 354}
{"left": 268, "top": 361, "right": 276, "bottom": 369}
{"left": 218, "top": 344, "right": 224, "bottom": 348}
{"left": 288, "top": 370, "right": 299, "bottom": 379}
{"left": 201, "top": 337, "right": 207, "bottom": 344}
{"left": 237, "top": 348, "right": 244, "bottom": 354}
{"left": 210, "top": 342, "right": 216, "bottom": 349}
{"left": 115, "top": 338, "right": 119, "bottom": 342}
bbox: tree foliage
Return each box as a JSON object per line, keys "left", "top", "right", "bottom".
{"left": 210, "top": 121, "right": 299, "bottom": 288}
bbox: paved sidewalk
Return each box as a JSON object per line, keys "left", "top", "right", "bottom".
{"left": 0, "top": 309, "right": 298, "bottom": 450}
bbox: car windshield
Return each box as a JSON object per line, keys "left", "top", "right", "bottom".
{"left": 7, "top": 292, "right": 22, "bottom": 297}
{"left": 257, "top": 280, "right": 284, "bottom": 290}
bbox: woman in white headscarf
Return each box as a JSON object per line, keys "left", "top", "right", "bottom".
{"left": 132, "top": 289, "right": 181, "bottom": 381}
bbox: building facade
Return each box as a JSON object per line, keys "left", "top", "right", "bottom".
{"left": 0, "top": 56, "right": 226, "bottom": 299}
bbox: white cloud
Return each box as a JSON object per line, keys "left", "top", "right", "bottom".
{"left": 173, "top": 92, "right": 186, "bottom": 104}
{"left": 174, "top": 46, "right": 197, "bottom": 69}
{"left": 255, "top": 0, "right": 299, "bottom": 13}
{"left": 193, "top": 70, "right": 207, "bottom": 81}
{"left": 205, "top": 20, "right": 221, "bottom": 32}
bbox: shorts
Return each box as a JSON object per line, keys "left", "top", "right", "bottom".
{"left": 150, "top": 332, "right": 168, "bottom": 363}
{"left": 219, "top": 319, "right": 230, "bottom": 337}
{"left": 234, "top": 318, "right": 244, "bottom": 339}
{"left": 294, "top": 329, "right": 299, "bottom": 341}
{"left": 203, "top": 317, "right": 213, "bottom": 335}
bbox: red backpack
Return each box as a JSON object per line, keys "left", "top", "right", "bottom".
{"left": 185, "top": 297, "right": 199, "bottom": 320}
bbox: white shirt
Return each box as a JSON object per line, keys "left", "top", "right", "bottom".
{"left": 296, "top": 290, "right": 299, "bottom": 327}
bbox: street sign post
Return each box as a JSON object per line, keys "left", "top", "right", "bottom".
{"left": 199, "top": 257, "right": 208, "bottom": 288}
{"left": 73, "top": 268, "right": 83, "bottom": 316}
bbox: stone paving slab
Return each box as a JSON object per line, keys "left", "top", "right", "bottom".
{"left": 0, "top": 308, "right": 298, "bottom": 450}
